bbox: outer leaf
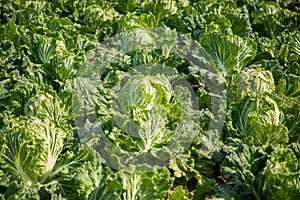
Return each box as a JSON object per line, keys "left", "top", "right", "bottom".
{"left": 233, "top": 95, "right": 289, "bottom": 146}
{"left": 256, "top": 144, "right": 300, "bottom": 200}
{"left": 201, "top": 33, "right": 256, "bottom": 75}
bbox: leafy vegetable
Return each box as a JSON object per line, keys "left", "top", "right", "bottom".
{"left": 0, "top": 0, "right": 299, "bottom": 199}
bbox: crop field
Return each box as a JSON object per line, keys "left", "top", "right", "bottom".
{"left": 0, "top": 0, "right": 299, "bottom": 199}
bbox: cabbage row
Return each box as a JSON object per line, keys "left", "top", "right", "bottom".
{"left": 0, "top": 0, "right": 299, "bottom": 199}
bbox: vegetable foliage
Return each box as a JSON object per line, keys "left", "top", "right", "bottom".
{"left": 0, "top": 0, "right": 299, "bottom": 199}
